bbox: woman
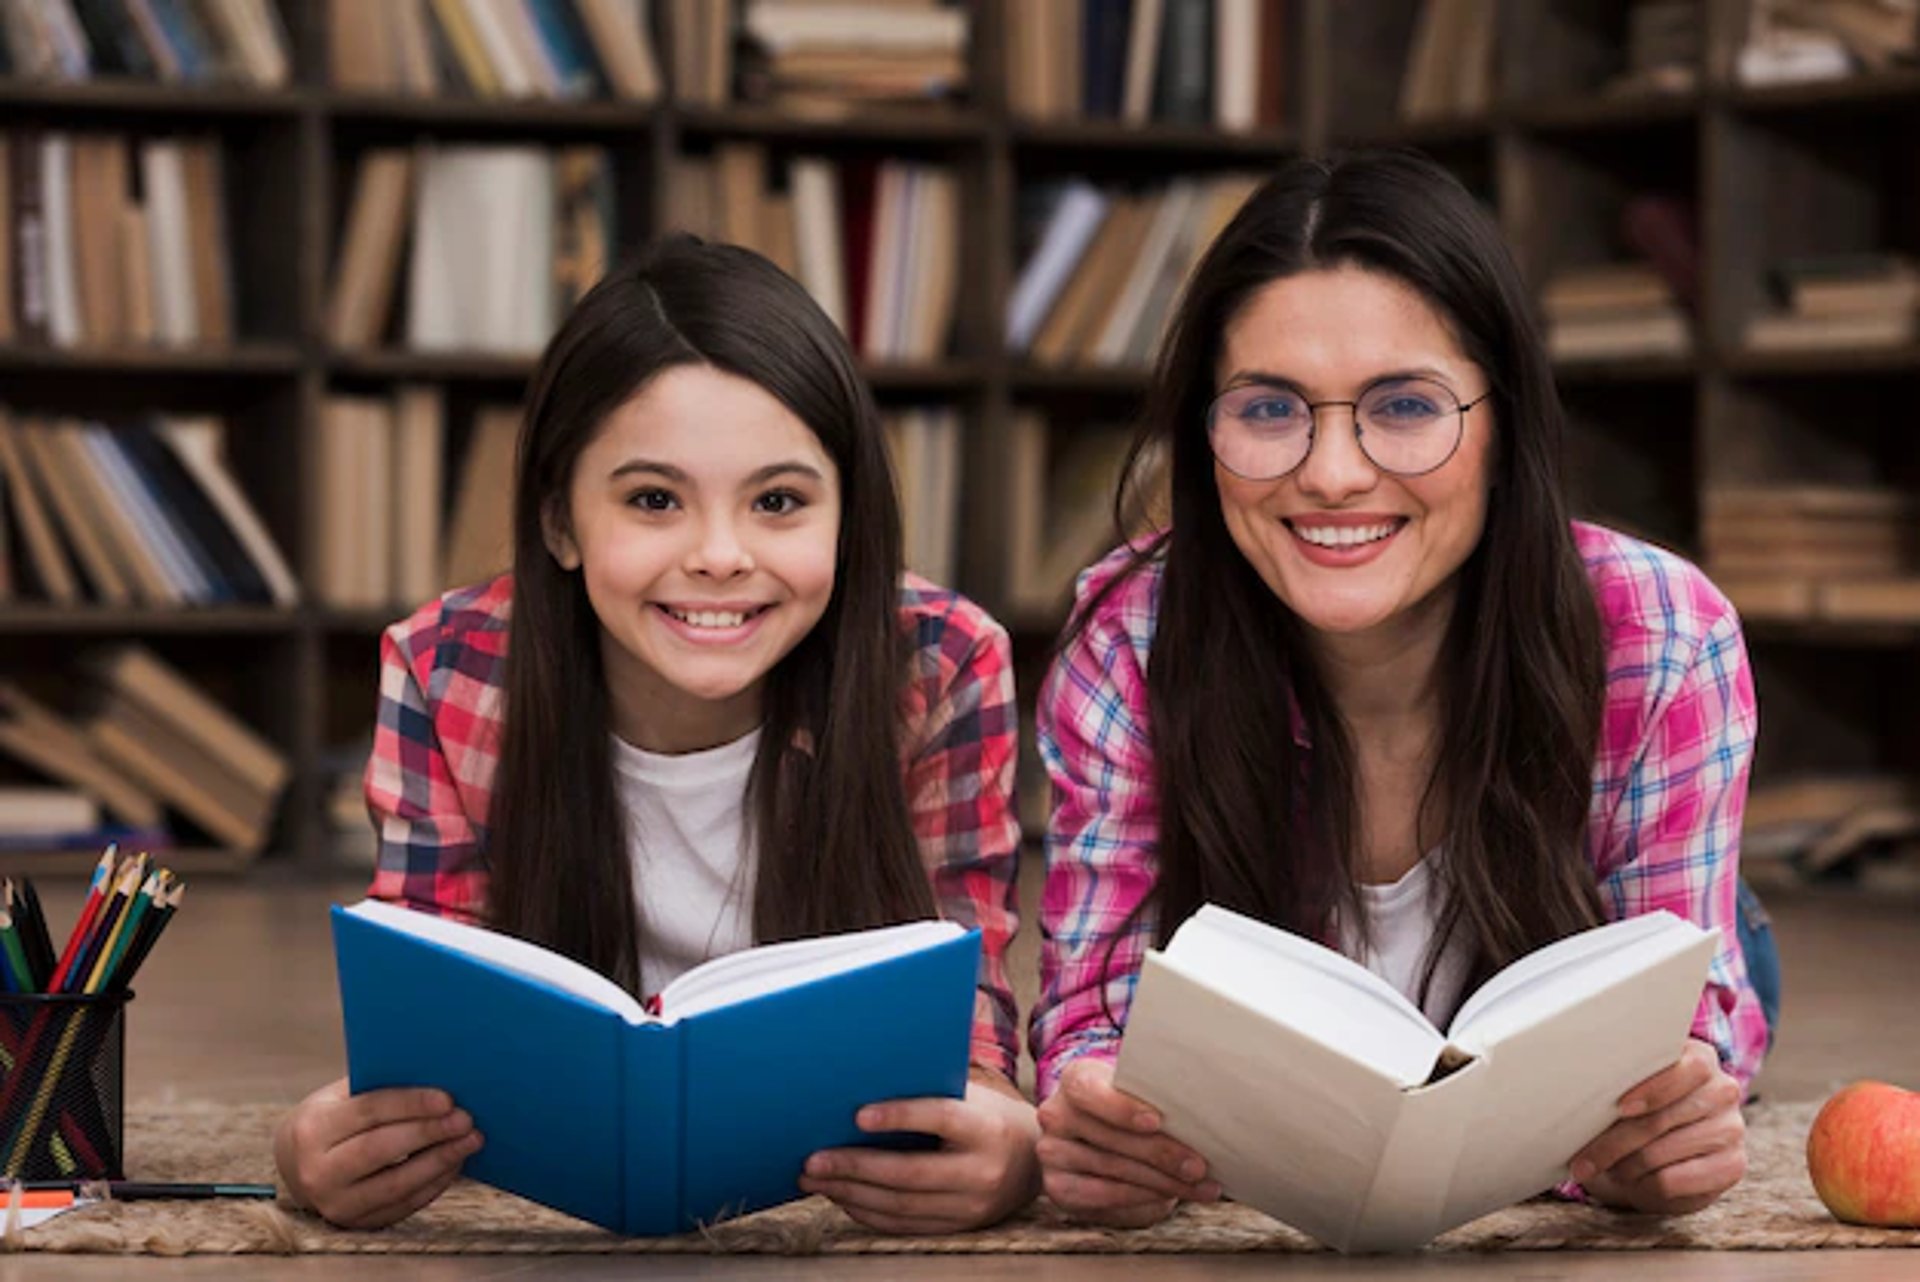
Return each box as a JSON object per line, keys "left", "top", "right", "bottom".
{"left": 1031, "top": 151, "right": 1772, "bottom": 1228}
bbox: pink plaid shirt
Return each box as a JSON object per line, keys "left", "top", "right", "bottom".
{"left": 364, "top": 572, "right": 1024, "bottom": 1080}
{"left": 1032, "top": 522, "right": 1766, "bottom": 1100}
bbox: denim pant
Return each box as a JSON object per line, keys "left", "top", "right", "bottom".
{"left": 1735, "top": 878, "right": 1782, "bottom": 1052}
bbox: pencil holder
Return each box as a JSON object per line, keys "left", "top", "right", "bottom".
{"left": 0, "top": 992, "right": 130, "bottom": 1181}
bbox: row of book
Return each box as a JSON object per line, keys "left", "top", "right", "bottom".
{"left": 1738, "top": 0, "right": 1916, "bottom": 85}
{"left": 666, "top": 148, "right": 957, "bottom": 363}
{"left": 2, "top": 130, "right": 235, "bottom": 350}
{"left": 1399, "top": 0, "right": 1496, "bottom": 121}
{"left": 310, "top": 391, "right": 520, "bottom": 611}
{"left": 329, "top": 0, "right": 661, "bottom": 101}
{"left": 328, "top": 143, "right": 613, "bottom": 354}
{"left": 1006, "top": 0, "right": 1286, "bottom": 132}
{"left": 0, "top": 0, "right": 288, "bottom": 87}
{"left": 0, "top": 644, "right": 290, "bottom": 854}
{"left": 884, "top": 406, "right": 960, "bottom": 586}
{"left": 1007, "top": 173, "right": 1258, "bottom": 369}
{"left": 1746, "top": 252, "right": 1920, "bottom": 353}
{"left": 0, "top": 409, "right": 297, "bottom": 609}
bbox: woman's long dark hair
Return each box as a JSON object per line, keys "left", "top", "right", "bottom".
{"left": 488, "top": 236, "right": 934, "bottom": 997}
{"left": 1084, "top": 151, "right": 1607, "bottom": 1003}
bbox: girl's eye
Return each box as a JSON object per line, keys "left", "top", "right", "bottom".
{"left": 627, "top": 488, "right": 678, "bottom": 512}
{"left": 755, "top": 489, "right": 806, "bottom": 516}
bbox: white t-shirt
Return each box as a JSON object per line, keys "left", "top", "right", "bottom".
{"left": 610, "top": 728, "right": 761, "bottom": 997}
{"left": 1340, "top": 851, "right": 1474, "bottom": 1029}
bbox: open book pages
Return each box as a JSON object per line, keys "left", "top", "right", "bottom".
{"left": 338, "top": 900, "right": 963, "bottom": 1024}
{"left": 1113, "top": 903, "right": 1719, "bottom": 1252}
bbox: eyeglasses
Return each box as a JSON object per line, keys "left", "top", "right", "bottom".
{"left": 1207, "top": 376, "right": 1491, "bottom": 481}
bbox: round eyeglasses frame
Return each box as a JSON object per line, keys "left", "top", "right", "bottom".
{"left": 1206, "top": 378, "right": 1493, "bottom": 481}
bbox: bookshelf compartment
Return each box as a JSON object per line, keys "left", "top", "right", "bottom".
{"left": 1560, "top": 382, "right": 1697, "bottom": 557}
{"left": 1707, "top": 108, "right": 1920, "bottom": 356}
{"left": 1499, "top": 0, "right": 1703, "bottom": 108}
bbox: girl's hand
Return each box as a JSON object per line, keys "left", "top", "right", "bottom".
{"left": 273, "top": 1077, "right": 484, "bottom": 1229}
{"left": 1033, "top": 1057, "right": 1220, "bottom": 1228}
{"left": 1570, "top": 1038, "right": 1747, "bottom": 1215}
{"left": 798, "top": 1070, "right": 1041, "bottom": 1233}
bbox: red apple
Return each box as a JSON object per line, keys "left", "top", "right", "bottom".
{"left": 1806, "top": 1081, "right": 1920, "bottom": 1227}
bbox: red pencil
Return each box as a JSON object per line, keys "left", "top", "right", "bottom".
{"left": 46, "top": 847, "right": 117, "bottom": 994}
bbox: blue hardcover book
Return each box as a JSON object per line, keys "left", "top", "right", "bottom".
{"left": 332, "top": 901, "right": 979, "bottom": 1235}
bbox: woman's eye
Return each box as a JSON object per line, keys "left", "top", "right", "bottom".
{"left": 627, "top": 488, "right": 678, "bottom": 512}
{"left": 1243, "top": 397, "right": 1299, "bottom": 423}
{"left": 755, "top": 489, "right": 806, "bottom": 516}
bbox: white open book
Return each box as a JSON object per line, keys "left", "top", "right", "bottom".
{"left": 1113, "top": 905, "right": 1717, "bottom": 1253}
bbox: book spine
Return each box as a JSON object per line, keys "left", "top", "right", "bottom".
{"left": 11, "top": 129, "right": 52, "bottom": 345}
{"left": 619, "top": 1023, "right": 684, "bottom": 1235}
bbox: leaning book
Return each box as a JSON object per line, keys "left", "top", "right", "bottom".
{"left": 332, "top": 900, "right": 979, "bottom": 1234}
{"left": 1113, "top": 904, "right": 1717, "bottom": 1253}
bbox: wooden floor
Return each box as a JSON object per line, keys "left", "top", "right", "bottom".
{"left": 4, "top": 869, "right": 1917, "bottom": 1279}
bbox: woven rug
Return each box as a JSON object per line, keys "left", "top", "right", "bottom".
{"left": 4, "top": 1099, "right": 1917, "bottom": 1255}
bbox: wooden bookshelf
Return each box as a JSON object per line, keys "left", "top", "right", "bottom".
{"left": 7, "top": 0, "right": 1920, "bottom": 866}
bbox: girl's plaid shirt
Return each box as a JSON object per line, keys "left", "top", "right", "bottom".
{"left": 363, "top": 572, "right": 1025, "bottom": 1081}
{"left": 1032, "top": 522, "right": 1767, "bottom": 1101}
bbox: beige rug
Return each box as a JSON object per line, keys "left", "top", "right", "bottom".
{"left": 4, "top": 1100, "right": 1917, "bottom": 1255}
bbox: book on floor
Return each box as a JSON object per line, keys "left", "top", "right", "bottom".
{"left": 1113, "top": 904, "right": 1717, "bottom": 1253}
{"left": 332, "top": 900, "right": 979, "bottom": 1235}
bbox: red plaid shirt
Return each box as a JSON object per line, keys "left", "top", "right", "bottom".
{"left": 364, "top": 572, "right": 1023, "bottom": 1080}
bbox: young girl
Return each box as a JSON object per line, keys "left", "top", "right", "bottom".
{"left": 1030, "top": 152, "right": 1772, "bottom": 1228}
{"left": 274, "top": 238, "right": 1037, "bottom": 1232}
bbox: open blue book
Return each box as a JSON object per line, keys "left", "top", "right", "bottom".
{"left": 332, "top": 901, "right": 979, "bottom": 1234}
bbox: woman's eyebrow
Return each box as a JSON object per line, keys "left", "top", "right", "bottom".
{"left": 1221, "top": 365, "right": 1460, "bottom": 393}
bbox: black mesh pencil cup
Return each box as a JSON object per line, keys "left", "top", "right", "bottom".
{"left": 0, "top": 991, "right": 130, "bottom": 1181}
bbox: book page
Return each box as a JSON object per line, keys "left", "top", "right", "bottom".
{"left": 1447, "top": 910, "right": 1706, "bottom": 1048}
{"left": 342, "top": 900, "right": 649, "bottom": 1023}
{"left": 660, "top": 919, "right": 964, "bottom": 1020}
{"left": 1429, "top": 916, "right": 1718, "bottom": 1231}
{"left": 1165, "top": 904, "right": 1446, "bottom": 1085}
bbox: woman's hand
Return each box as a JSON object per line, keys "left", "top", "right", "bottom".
{"left": 798, "top": 1069, "right": 1042, "bottom": 1233}
{"left": 273, "top": 1077, "right": 484, "bottom": 1229}
{"left": 1033, "top": 1057, "right": 1219, "bottom": 1228}
{"left": 1570, "top": 1038, "right": 1746, "bottom": 1215}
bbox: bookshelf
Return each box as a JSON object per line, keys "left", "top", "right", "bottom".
{"left": 6, "top": 0, "right": 1920, "bottom": 868}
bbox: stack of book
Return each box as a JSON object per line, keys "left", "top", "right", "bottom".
{"left": 1400, "top": 0, "right": 1497, "bottom": 121}
{"left": 0, "top": 0, "right": 289, "bottom": 87}
{"left": 1739, "top": 0, "right": 1917, "bottom": 84}
{"left": 326, "top": 144, "right": 614, "bottom": 355}
{"left": 738, "top": 0, "right": 969, "bottom": 111}
{"left": 666, "top": 148, "right": 957, "bottom": 363}
{"left": 1742, "top": 772, "right": 1920, "bottom": 880}
{"left": 0, "top": 786, "right": 114, "bottom": 854}
{"left": 1607, "top": 0, "right": 1700, "bottom": 95}
{"left": 1006, "top": 0, "right": 1288, "bottom": 132}
{"left": 882, "top": 407, "right": 960, "bottom": 585}
{"left": 310, "top": 388, "right": 446, "bottom": 611}
{"left": 1005, "top": 413, "right": 1165, "bottom": 616}
{"left": 1746, "top": 253, "right": 1920, "bottom": 353}
{"left": 1704, "top": 486, "right": 1920, "bottom": 624}
{"left": 1007, "top": 174, "right": 1259, "bottom": 369}
{"left": 0, "top": 644, "right": 290, "bottom": 857}
{"left": 1542, "top": 263, "right": 1691, "bottom": 361}
{"left": 328, "top": 0, "right": 661, "bottom": 101}
{"left": 0, "top": 409, "right": 298, "bottom": 609}
{"left": 2, "top": 130, "right": 235, "bottom": 350}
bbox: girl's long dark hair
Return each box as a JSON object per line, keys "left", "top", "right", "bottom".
{"left": 1083, "top": 151, "right": 1607, "bottom": 1003}
{"left": 488, "top": 236, "right": 934, "bottom": 996}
